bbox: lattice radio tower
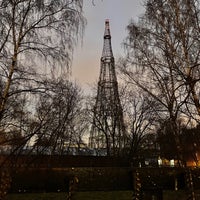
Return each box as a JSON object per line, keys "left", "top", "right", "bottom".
{"left": 89, "top": 20, "right": 126, "bottom": 156}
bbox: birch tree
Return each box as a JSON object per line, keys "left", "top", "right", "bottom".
{"left": 121, "top": 0, "right": 200, "bottom": 165}
{"left": 0, "top": 0, "right": 85, "bottom": 120}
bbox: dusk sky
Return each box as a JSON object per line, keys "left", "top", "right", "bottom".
{"left": 72, "top": 0, "right": 145, "bottom": 91}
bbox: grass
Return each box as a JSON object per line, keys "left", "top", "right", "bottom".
{"left": 7, "top": 190, "right": 197, "bottom": 200}
{"left": 7, "top": 193, "right": 66, "bottom": 200}
{"left": 7, "top": 191, "right": 133, "bottom": 200}
{"left": 75, "top": 191, "right": 133, "bottom": 200}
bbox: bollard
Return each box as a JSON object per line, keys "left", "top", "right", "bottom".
{"left": 67, "top": 176, "right": 79, "bottom": 200}
{"left": 185, "top": 169, "right": 195, "bottom": 200}
{"left": 0, "top": 169, "right": 11, "bottom": 200}
{"left": 132, "top": 170, "right": 141, "bottom": 200}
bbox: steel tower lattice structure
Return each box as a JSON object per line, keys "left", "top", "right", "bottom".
{"left": 89, "top": 20, "right": 126, "bottom": 156}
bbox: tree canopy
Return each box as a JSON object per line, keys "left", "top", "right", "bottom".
{"left": 0, "top": 0, "right": 86, "bottom": 118}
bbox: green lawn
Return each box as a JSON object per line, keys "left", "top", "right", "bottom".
{"left": 7, "top": 191, "right": 133, "bottom": 200}
{"left": 7, "top": 190, "right": 197, "bottom": 200}
{"left": 7, "top": 192, "right": 67, "bottom": 200}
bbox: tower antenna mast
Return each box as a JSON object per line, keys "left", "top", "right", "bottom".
{"left": 89, "top": 19, "right": 126, "bottom": 156}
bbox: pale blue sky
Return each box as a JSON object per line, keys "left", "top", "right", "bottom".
{"left": 72, "top": 0, "right": 145, "bottom": 90}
